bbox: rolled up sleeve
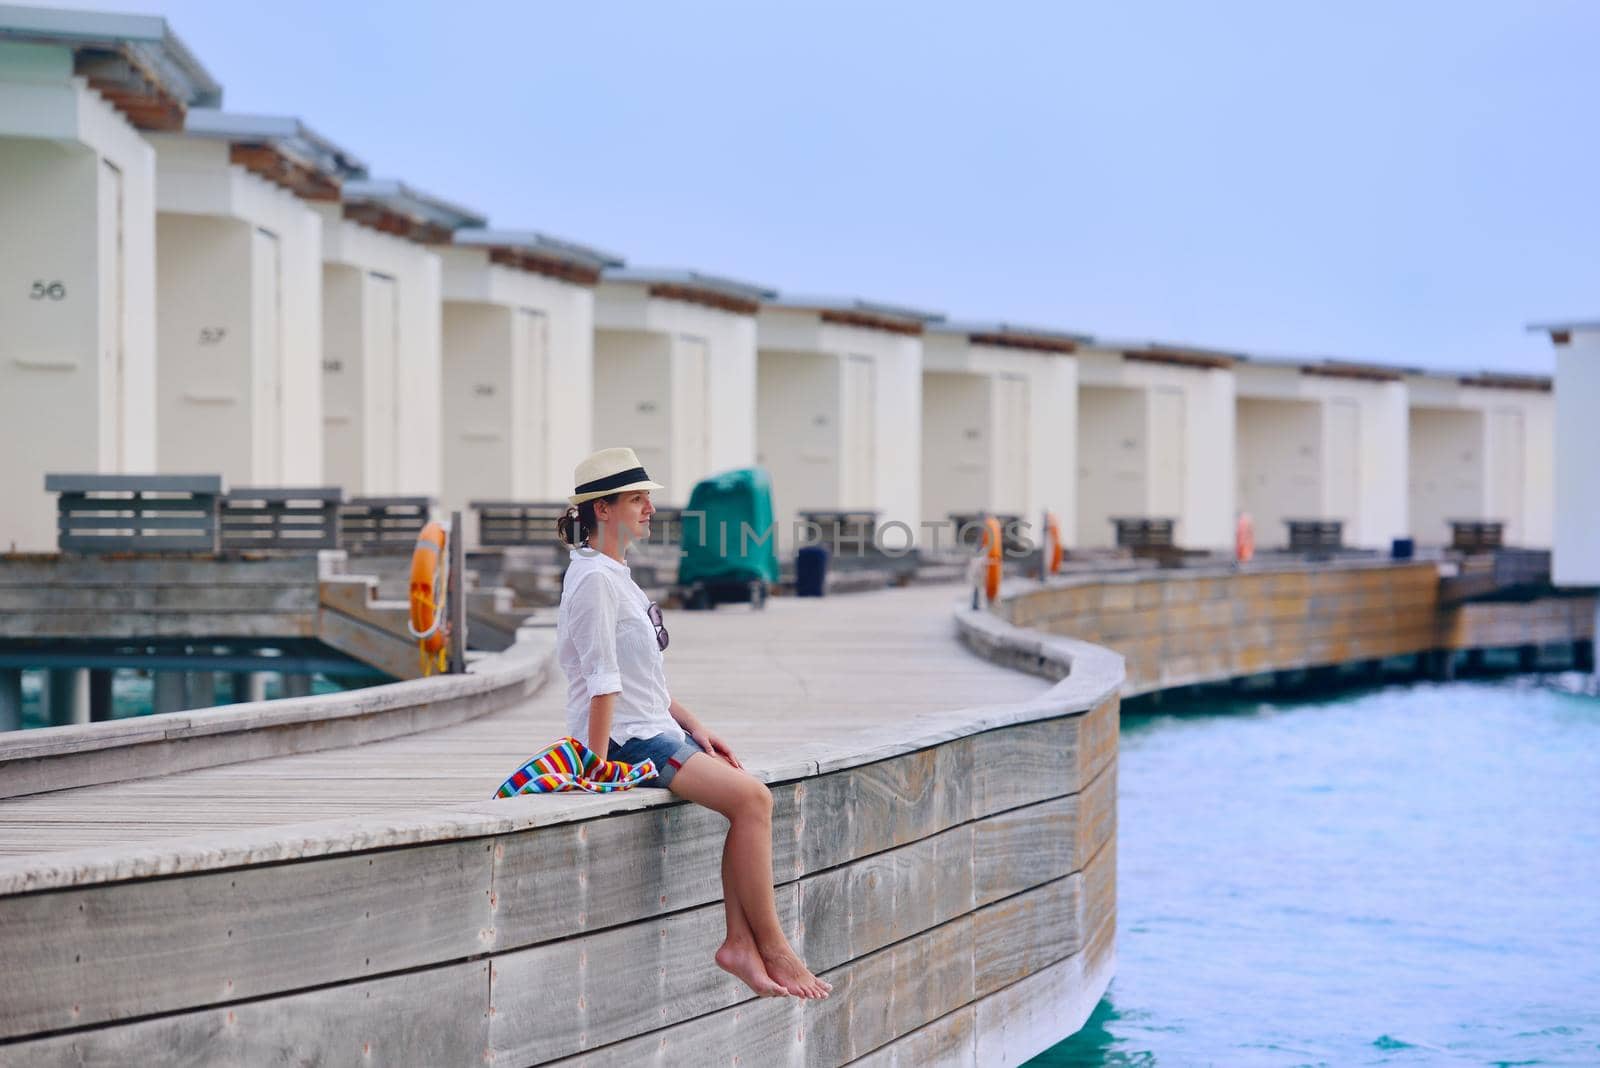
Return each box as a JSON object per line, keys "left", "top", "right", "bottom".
{"left": 568, "top": 574, "right": 622, "bottom": 697}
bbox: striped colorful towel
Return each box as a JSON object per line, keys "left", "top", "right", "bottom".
{"left": 492, "top": 736, "right": 658, "bottom": 797}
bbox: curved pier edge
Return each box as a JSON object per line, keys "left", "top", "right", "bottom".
{"left": 0, "top": 627, "right": 556, "bottom": 802}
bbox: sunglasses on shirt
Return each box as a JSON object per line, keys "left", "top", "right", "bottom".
{"left": 647, "top": 601, "right": 669, "bottom": 651}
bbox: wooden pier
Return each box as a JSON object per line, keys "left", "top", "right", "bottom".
{"left": 0, "top": 582, "right": 1121, "bottom": 1066}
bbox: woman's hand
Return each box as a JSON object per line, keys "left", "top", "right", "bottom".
{"left": 691, "top": 728, "right": 742, "bottom": 770}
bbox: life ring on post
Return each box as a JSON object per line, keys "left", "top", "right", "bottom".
{"left": 1235, "top": 512, "right": 1255, "bottom": 564}
{"left": 1044, "top": 511, "right": 1064, "bottom": 575}
{"left": 408, "top": 520, "right": 451, "bottom": 676}
{"left": 982, "top": 516, "right": 1003, "bottom": 603}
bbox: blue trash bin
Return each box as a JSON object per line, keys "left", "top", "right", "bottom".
{"left": 796, "top": 545, "right": 829, "bottom": 597}
{"left": 1391, "top": 537, "right": 1415, "bottom": 560}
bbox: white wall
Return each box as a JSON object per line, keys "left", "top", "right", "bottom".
{"left": 1237, "top": 397, "right": 1322, "bottom": 548}
{"left": 593, "top": 330, "right": 673, "bottom": 491}
{"left": 920, "top": 371, "right": 990, "bottom": 528}
{"left": 595, "top": 283, "right": 758, "bottom": 501}
{"left": 1553, "top": 331, "right": 1600, "bottom": 585}
{"left": 1405, "top": 372, "right": 1554, "bottom": 549}
{"left": 1234, "top": 364, "right": 1408, "bottom": 549}
{"left": 1407, "top": 407, "right": 1484, "bottom": 546}
{"left": 1075, "top": 385, "right": 1146, "bottom": 548}
{"left": 316, "top": 205, "right": 443, "bottom": 497}
{"left": 757, "top": 309, "right": 923, "bottom": 549}
{"left": 755, "top": 348, "right": 840, "bottom": 547}
{"left": 440, "top": 249, "right": 595, "bottom": 511}
{"left": 0, "top": 43, "right": 156, "bottom": 551}
{"left": 1075, "top": 349, "right": 1236, "bottom": 549}
{"left": 922, "top": 334, "right": 1078, "bottom": 547}
{"left": 150, "top": 135, "right": 324, "bottom": 486}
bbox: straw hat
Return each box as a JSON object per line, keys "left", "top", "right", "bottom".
{"left": 568, "top": 447, "right": 664, "bottom": 507}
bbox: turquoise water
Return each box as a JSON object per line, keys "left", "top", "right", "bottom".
{"left": 1034, "top": 674, "right": 1600, "bottom": 1067}
{"left": 15, "top": 671, "right": 344, "bottom": 729}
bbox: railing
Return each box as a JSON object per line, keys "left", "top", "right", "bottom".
{"left": 220, "top": 488, "right": 342, "bottom": 551}
{"left": 338, "top": 497, "right": 432, "bottom": 553}
{"left": 1449, "top": 519, "right": 1504, "bottom": 553}
{"left": 1110, "top": 516, "right": 1175, "bottom": 550}
{"left": 1285, "top": 518, "right": 1343, "bottom": 552}
{"left": 47, "top": 474, "right": 222, "bottom": 554}
{"left": 471, "top": 501, "right": 568, "bottom": 548}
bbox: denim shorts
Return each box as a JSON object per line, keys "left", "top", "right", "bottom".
{"left": 608, "top": 732, "right": 704, "bottom": 788}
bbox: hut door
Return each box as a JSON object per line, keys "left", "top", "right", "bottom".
{"left": 1147, "top": 387, "right": 1185, "bottom": 524}
{"left": 1488, "top": 408, "right": 1525, "bottom": 539}
{"left": 514, "top": 308, "right": 549, "bottom": 497}
{"left": 674, "top": 335, "right": 711, "bottom": 488}
{"left": 99, "top": 159, "right": 126, "bottom": 472}
{"left": 993, "top": 374, "right": 1029, "bottom": 513}
{"left": 842, "top": 355, "right": 876, "bottom": 507}
{"left": 365, "top": 271, "right": 400, "bottom": 493}
{"left": 1325, "top": 398, "right": 1360, "bottom": 529}
{"left": 251, "top": 228, "right": 284, "bottom": 484}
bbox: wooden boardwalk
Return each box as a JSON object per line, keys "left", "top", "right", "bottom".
{"left": 0, "top": 582, "right": 1047, "bottom": 868}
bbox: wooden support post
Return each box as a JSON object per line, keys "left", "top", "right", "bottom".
{"left": 1517, "top": 644, "right": 1539, "bottom": 673}
{"left": 282, "top": 674, "right": 313, "bottom": 699}
{"left": 1431, "top": 650, "right": 1458, "bottom": 682}
{"left": 153, "top": 672, "right": 188, "bottom": 714}
{"left": 0, "top": 669, "right": 21, "bottom": 732}
{"left": 88, "top": 669, "right": 115, "bottom": 722}
{"left": 46, "top": 668, "right": 89, "bottom": 727}
{"left": 185, "top": 672, "right": 218, "bottom": 709}
{"left": 231, "top": 672, "right": 267, "bottom": 704}
{"left": 1463, "top": 648, "right": 1486, "bottom": 675}
{"left": 449, "top": 510, "right": 467, "bottom": 674}
{"left": 1577, "top": 638, "right": 1595, "bottom": 673}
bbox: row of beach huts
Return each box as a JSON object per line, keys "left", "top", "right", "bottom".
{"left": 0, "top": 5, "right": 1568, "bottom": 560}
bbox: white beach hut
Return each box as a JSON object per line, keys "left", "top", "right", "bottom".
{"left": 149, "top": 110, "right": 361, "bottom": 486}
{"left": 1404, "top": 368, "right": 1554, "bottom": 549}
{"left": 319, "top": 179, "right": 483, "bottom": 498}
{"left": 756, "top": 298, "right": 940, "bottom": 550}
{"left": 1233, "top": 357, "right": 1409, "bottom": 551}
{"left": 0, "top": 5, "right": 218, "bottom": 550}
{"left": 921, "top": 322, "right": 1084, "bottom": 544}
{"left": 1072, "top": 340, "right": 1239, "bottom": 551}
{"left": 595, "top": 269, "right": 775, "bottom": 503}
{"left": 1532, "top": 322, "right": 1600, "bottom": 587}
{"left": 438, "top": 229, "right": 622, "bottom": 514}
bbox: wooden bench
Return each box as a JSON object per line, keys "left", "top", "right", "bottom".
{"left": 1449, "top": 519, "right": 1505, "bottom": 553}
{"left": 46, "top": 474, "right": 222, "bottom": 554}
{"left": 471, "top": 501, "right": 569, "bottom": 548}
{"left": 220, "top": 488, "right": 342, "bottom": 551}
{"left": 1285, "top": 518, "right": 1343, "bottom": 552}
{"left": 338, "top": 497, "right": 433, "bottom": 554}
{"left": 1109, "top": 516, "right": 1175, "bottom": 550}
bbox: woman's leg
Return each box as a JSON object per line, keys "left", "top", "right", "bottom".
{"left": 669, "top": 753, "right": 831, "bottom": 999}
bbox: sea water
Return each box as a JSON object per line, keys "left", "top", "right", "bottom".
{"left": 1034, "top": 674, "right": 1600, "bottom": 1067}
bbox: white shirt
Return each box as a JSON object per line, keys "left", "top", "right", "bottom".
{"left": 556, "top": 547, "right": 683, "bottom": 746}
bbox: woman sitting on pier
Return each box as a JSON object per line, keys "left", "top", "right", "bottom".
{"left": 556, "top": 447, "right": 831, "bottom": 1001}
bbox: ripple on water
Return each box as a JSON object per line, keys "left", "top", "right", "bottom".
{"left": 1030, "top": 677, "right": 1600, "bottom": 1067}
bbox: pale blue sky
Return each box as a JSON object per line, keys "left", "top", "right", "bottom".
{"left": 68, "top": 0, "right": 1600, "bottom": 372}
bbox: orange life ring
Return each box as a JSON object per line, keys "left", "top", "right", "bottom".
{"left": 1235, "top": 512, "right": 1255, "bottom": 564}
{"left": 982, "top": 516, "right": 1003, "bottom": 602}
{"left": 1045, "top": 511, "right": 1063, "bottom": 575}
{"left": 408, "top": 521, "right": 449, "bottom": 675}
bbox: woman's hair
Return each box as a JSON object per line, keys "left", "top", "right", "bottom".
{"left": 557, "top": 493, "right": 620, "bottom": 548}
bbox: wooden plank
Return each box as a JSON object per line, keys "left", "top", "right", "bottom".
{"left": 973, "top": 761, "right": 1115, "bottom": 906}
{"left": 0, "top": 839, "right": 495, "bottom": 1038}
{"left": 969, "top": 698, "right": 1118, "bottom": 818}
{"left": 0, "top": 960, "right": 488, "bottom": 1068}
{"left": 488, "top": 885, "right": 801, "bottom": 1062}
{"left": 971, "top": 912, "right": 1115, "bottom": 1067}
{"left": 798, "top": 823, "right": 975, "bottom": 974}
{"left": 851, "top": 1004, "right": 976, "bottom": 1067}
{"left": 491, "top": 787, "right": 802, "bottom": 949}
{"left": 547, "top": 914, "right": 975, "bottom": 1067}
{"left": 973, "top": 874, "right": 1084, "bottom": 998}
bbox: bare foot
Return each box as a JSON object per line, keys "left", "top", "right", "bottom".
{"left": 759, "top": 944, "right": 832, "bottom": 999}
{"left": 715, "top": 940, "right": 789, "bottom": 998}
